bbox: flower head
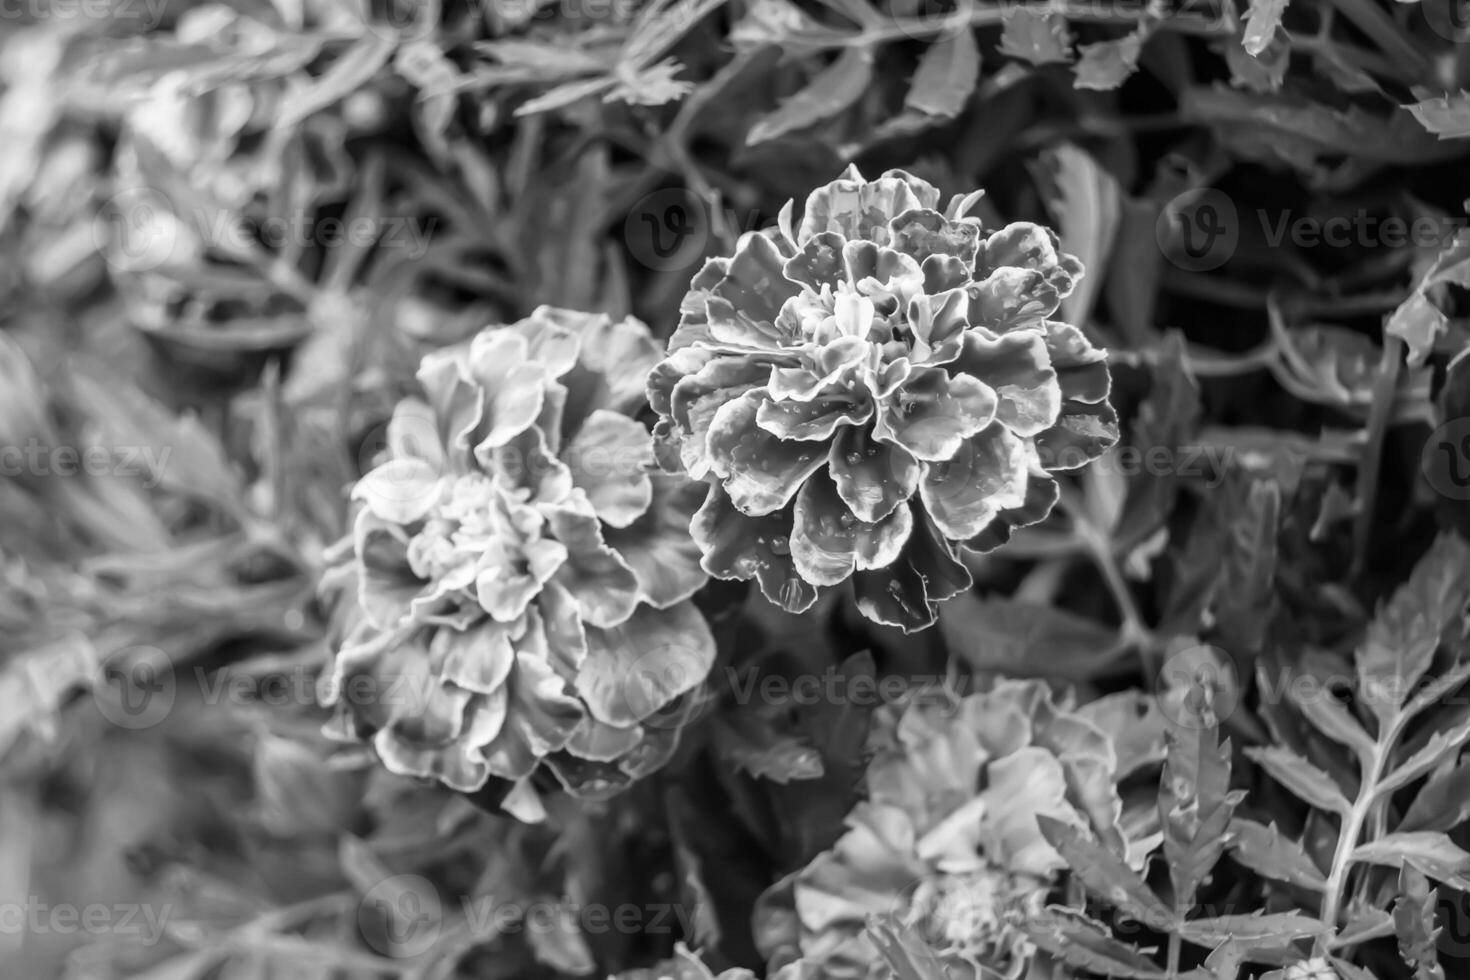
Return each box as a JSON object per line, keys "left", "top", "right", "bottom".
{"left": 323, "top": 307, "right": 714, "bottom": 818}
{"left": 756, "top": 680, "right": 1140, "bottom": 980}
{"left": 648, "top": 167, "right": 1117, "bottom": 630}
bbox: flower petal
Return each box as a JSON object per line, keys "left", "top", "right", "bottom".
{"left": 1035, "top": 399, "right": 1120, "bottom": 471}
{"left": 888, "top": 208, "right": 979, "bottom": 264}
{"left": 954, "top": 329, "right": 1061, "bottom": 438}
{"left": 691, "top": 482, "right": 819, "bottom": 613}
{"left": 852, "top": 511, "right": 971, "bottom": 632}
{"left": 465, "top": 330, "right": 548, "bottom": 449}
{"left": 432, "top": 619, "right": 516, "bottom": 695}
{"left": 707, "top": 392, "right": 827, "bottom": 515}
{"left": 707, "top": 233, "right": 802, "bottom": 347}
{"left": 783, "top": 231, "right": 848, "bottom": 289}
{"left": 828, "top": 424, "right": 918, "bottom": 523}
{"left": 790, "top": 472, "right": 913, "bottom": 587}
{"left": 543, "top": 494, "right": 642, "bottom": 628}
{"left": 352, "top": 457, "right": 444, "bottom": 525}
{"left": 757, "top": 390, "right": 873, "bottom": 442}
{"left": 873, "top": 368, "right": 997, "bottom": 462}
{"left": 577, "top": 602, "right": 716, "bottom": 726}
{"left": 920, "top": 422, "right": 1029, "bottom": 540}
{"left": 564, "top": 409, "right": 654, "bottom": 528}
{"left": 603, "top": 473, "right": 709, "bottom": 608}
{"left": 482, "top": 652, "right": 586, "bottom": 780}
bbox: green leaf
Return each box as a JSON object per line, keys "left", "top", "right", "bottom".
{"left": 868, "top": 922, "right": 958, "bottom": 980}
{"left": 1242, "top": 0, "right": 1288, "bottom": 58}
{"left": 998, "top": 10, "right": 1073, "bottom": 66}
{"left": 1379, "top": 717, "right": 1470, "bottom": 798}
{"left": 1352, "top": 832, "right": 1470, "bottom": 890}
{"left": 940, "top": 596, "right": 1118, "bottom": 680}
{"left": 747, "top": 45, "right": 875, "bottom": 144}
{"left": 903, "top": 28, "right": 980, "bottom": 119}
{"left": 1161, "top": 724, "right": 1240, "bottom": 907}
{"left": 1023, "top": 906, "right": 1166, "bottom": 979}
{"left": 1178, "top": 912, "right": 1330, "bottom": 948}
{"left": 1393, "top": 865, "right": 1446, "bottom": 980}
{"left": 1401, "top": 757, "right": 1470, "bottom": 832}
{"left": 1405, "top": 91, "right": 1470, "bottom": 140}
{"left": 1355, "top": 533, "right": 1470, "bottom": 727}
{"left": 1387, "top": 230, "right": 1470, "bottom": 365}
{"left": 1074, "top": 22, "right": 1154, "bottom": 91}
{"left": 1036, "top": 814, "right": 1174, "bottom": 924}
{"left": 1226, "top": 818, "right": 1327, "bottom": 890}
{"left": 1245, "top": 746, "right": 1353, "bottom": 816}
{"left": 1286, "top": 675, "right": 1375, "bottom": 765}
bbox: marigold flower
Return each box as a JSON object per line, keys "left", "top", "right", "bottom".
{"left": 322, "top": 307, "right": 714, "bottom": 817}
{"left": 648, "top": 166, "right": 1117, "bottom": 631}
{"left": 756, "top": 680, "right": 1141, "bottom": 980}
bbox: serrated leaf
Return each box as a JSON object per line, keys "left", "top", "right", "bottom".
{"left": 1037, "top": 814, "right": 1174, "bottom": 924}
{"left": 1356, "top": 533, "right": 1470, "bottom": 727}
{"left": 1401, "top": 757, "right": 1470, "bottom": 832}
{"left": 1179, "top": 912, "right": 1330, "bottom": 947}
{"left": 747, "top": 45, "right": 875, "bottom": 144}
{"left": 1161, "top": 725, "right": 1239, "bottom": 907}
{"left": 1405, "top": 91, "right": 1470, "bottom": 140}
{"left": 1352, "top": 832, "right": 1470, "bottom": 890}
{"left": 1388, "top": 230, "right": 1470, "bottom": 365}
{"left": 998, "top": 10, "right": 1073, "bottom": 66}
{"left": 1394, "top": 865, "right": 1446, "bottom": 980}
{"left": 1074, "top": 23, "right": 1154, "bottom": 91}
{"left": 904, "top": 28, "right": 980, "bottom": 119}
{"left": 1245, "top": 746, "right": 1353, "bottom": 816}
{"left": 1024, "top": 906, "right": 1166, "bottom": 979}
{"left": 1379, "top": 717, "right": 1470, "bottom": 798}
{"left": 1287, "top": 677, "right": 1375, "bottom": 765}
{"left": 1242, "top": 0, "right": 1288, "bottom": 57}
{"left": 1226, "top": 818, "right": 1327, "bottom": 890}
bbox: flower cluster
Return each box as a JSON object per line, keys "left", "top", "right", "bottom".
{"left": 648, "top": 166, "right": 1116, "bottom": 631}
{"left": 322, "top": 307, "right": 715, "bottom": 819}
{"left": 755, "top": 680, "right": 1141, "bottom": 980}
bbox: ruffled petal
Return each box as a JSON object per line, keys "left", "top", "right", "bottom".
{"left": 706, "top": 233, "right": 802, "bottom": 347}
{"left": 432, "top": 619, "right": 516, "bottom": 695}
{"left": 466, "top": 329, "right": 547, "bottom": 449}
{"left": 707, "top": 392, "right": 827, "bottom": 515}
{"left": 564, "top": 409, "right": 654, "bottom": 528}
{"left": 919, "top": 423, "right": 1029, "bottom": 540}
{"left": 1035, "top": 399, "right": 1120, "bottom": 471}
{"left": 543, "top": 494, "right": 641, "bottom": 628}
{"left": 577, "top": 602, "right": 716, "bottom": 726}
{"left": 352, "top": 457, "right": 444, "bottom": 525}
{"left": 783, "top": 231, "right": 848, "bottom": 289}
{"left": 603, "top": 474, "right": 709, "bottom": 608}
{"left": 873, "top": 368, "right": 997, "bottom": 462}
{"left": 757, "top": 390, "right": 873, "bottom": 442}
{"left": 828, "top": 424, "right": 918, "bottom": 523}
{"left": 691, "top": 482, "right": 819, "bottom": 613}
{"left": 482, "top": 652, "right": 586, "bottom": 780}
{"left": 851, "top": 512, "right": 971, "bottom": 632}
{"left": 952, "top": 329, "right": 1060, "bottom": 438}
{"left": 887, "top": 208, "right": 980, "bottom": 265}
{"left": 790, "top": 473, "right": 913, "bottom": 587}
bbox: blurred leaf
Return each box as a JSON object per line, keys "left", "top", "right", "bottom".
{"left": 276, "top": 35, "right": 396, "bottom": 131}
{"left": 1401, "top": 757, "right": 1470, "bottom": 832}
{"left": 998, "top": 11, "right": 1073, "bottom": 67}
{"left": 903, "top": 28, "right": 980, "bottom": 119}
{"left": 1242, "top": 0, "right": 1287, "bottom": 58}
{"left": 1405, "top": 91, "right": 1470, "bottom": 140}
{"left": 1074, "top": 22, "right": 1155, "bottom": 91}
{"left": 747, "top": 45, "right": 875, "bottom": 144}
{"left": 1037, "top": 814, "right": 1173, "bottom": 923}
{"left": 1352, "top": 832, "right": 1470, "bottom": 890}
{"left": 940, "top": 595, "right": 1118, "bottom": 680}
{"left": 1178, "top": 912, "right": 1330, "bottom": 947}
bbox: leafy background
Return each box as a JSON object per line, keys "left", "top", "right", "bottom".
{"left": 3, "top": 0, "right": 1470, "bottom": 977}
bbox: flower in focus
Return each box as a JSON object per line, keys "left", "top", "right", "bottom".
{"left": 648, "top": 166, "right": 1117, "bottom": 631}
{"left": 755, "top": 679, "right": 1141, "bottom": 980}
{"left": 322, "top": 307, "right": 715, "bottom": 819}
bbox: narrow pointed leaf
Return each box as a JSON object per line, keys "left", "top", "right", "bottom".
{"left": 1245, "top": 746, "right": 1353, "bottom": 816}
{"left": 1227, "top": 818, "right": 1326, "bottom": 890}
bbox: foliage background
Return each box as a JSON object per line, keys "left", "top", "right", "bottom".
{"left": 3, "top": 0, "right": 1470, "bottom": 977}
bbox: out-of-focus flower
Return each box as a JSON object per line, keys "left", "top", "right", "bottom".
{"left": 611, "top": 943, "right": 757, "bottom": 980}
{"left": 322, "top": 307, "right": 715, "bottom": 819}
{"left": 648, "top": 166, "right": 1117, "bottom": 631}
{"left": 755, "top": 679, "right": 1139, "bottom": 980}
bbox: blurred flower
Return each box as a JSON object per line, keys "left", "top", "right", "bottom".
{"left": 612, "top": 943, "right": 757, "bottom": 980}
{"left": 323, "top": 307, "right": 714, "bottom": 817}
{"left": 756, "top": 679, "right": 1139, "bottom": 980}
{"left": 648, "top": 166, "right": 1117, "bottom": 631}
